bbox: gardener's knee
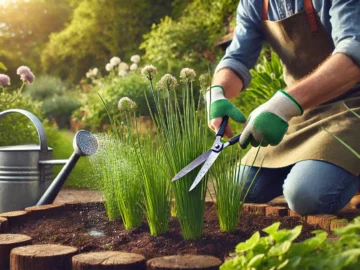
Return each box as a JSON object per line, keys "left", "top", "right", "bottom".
{"left": 283, "top": 160, "right": 359, "bottom": 215}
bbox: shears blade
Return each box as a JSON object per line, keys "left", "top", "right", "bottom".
{"left": 189, "top": 150, "right": 221, "bottom": 191}
{"left": 172, "top": 150, "right": 212, "bottom": 181}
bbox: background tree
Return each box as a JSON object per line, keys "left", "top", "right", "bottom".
{"left": 0, "top": 0, "right": 72, "bottom": 85}
{"left": 41, "top": 0, "right": 174, "bottom": 82}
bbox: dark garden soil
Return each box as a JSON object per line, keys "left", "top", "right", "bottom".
{"left": 9, "top": 202, "right": 322, "bottom": 261}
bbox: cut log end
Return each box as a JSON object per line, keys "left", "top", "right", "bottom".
{"left": 0, "top": 234, "right": 32, "bottom": 270}
{"left": 25, "top": 204, "right": 64, "bottom": 218}
{"left": 72, "top": 251, "right": 146, "bottom": 270}
{"left": 147, "top": 255, "right": 222, "bottom": 270}
{"left": 10, "top": 244, "right": 78, "bottom": 270}
{"left": 0, "top": 211, "right": 28, "bottom": 226}
{"left": 0, "top": 217, "right": 9, "bottom": 233}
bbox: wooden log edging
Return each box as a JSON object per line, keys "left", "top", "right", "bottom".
{"left": 25, "top": 204, "right": 64, "bottom": 219}
{"left": 0, "top": 217, "right": 9, "bottom": 234}
{"left": 147, "top": 255, "right": 222, "bottom": 270}
{"left": 0, "top": 234, "right": 32, "bottom": 270}
{"left": 0, "top": 211, "right": 28, "bottom": 227}
{"left": 72, "top": 251, "right": 146, "bottom": 270}
{"left": 10, "top": 244, "right": 78, "bottom": 270}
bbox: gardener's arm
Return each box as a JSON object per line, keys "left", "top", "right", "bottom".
{"left": 240, "top": 0, "right": 360, "bottom": 148}
{"left": 287, "top": 54, "right": 360, "bottom": 110}
{"left": 208, "top": 1, "right": 264, "bottom": 136}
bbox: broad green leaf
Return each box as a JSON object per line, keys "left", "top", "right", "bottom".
{"left": 236, "top": 232, "right": 260, "bottom": 252}
{"left": 253, "top": 236, "right": 272, "bottom": 254}
{"left": 220, "top": 256, "right": 247, "bottom": 270}
{"left": 247, "top": 254, "right": 265, "bottom": 268}
{"left": 273, "top": 225, "right": 302, "bottom": 243}
{"left": 287, "top": 256, "right": 302, "bottom": 268}
{"left": 303, "top": 230, "right": 328, "bottom": 249}
{"left": 0, "top": 62, "right": 6, "bottom": 71}
{"left": 268, "top": 241, "right": 292, "bottom": 257}
{"left": 263, "top": 222, "right": 281, "bottom": 236}
{"left": 330, "top": 249, "right": 360, "bottom": 268}
{"left": 334, "top": 224, "right": 360, "bottom": 236}
{"left": 276, "top": 259, "right": 289, "bottom": 269}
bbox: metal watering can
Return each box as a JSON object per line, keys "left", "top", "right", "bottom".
{"left": 0, "top": 109, "right": 98, "bottom": 213}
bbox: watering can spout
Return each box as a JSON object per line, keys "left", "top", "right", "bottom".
{"left": 36, "top": 130, "right": 98, "bottom": 206}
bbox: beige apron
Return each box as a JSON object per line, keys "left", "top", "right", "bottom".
{"left": 243, "top": 0, "right": 360, "bottom": 175}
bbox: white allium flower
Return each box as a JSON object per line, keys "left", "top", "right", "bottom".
{"left": 86, "top": 71, "right": 92, "bottom": 78}
{"left": 0, "top": 74, "right": 10, "bottom": 87}
{"left": 157, "top": 74, "right": 178, "bottom": 91}
{"left": 110, "top": 56, "right": 121, "bottom": 66}
{"left": 92, "top": 68, "right": 99, "bottom": 76}
{"left": 130, "top": 55, "right": 141, "bottom": 64}
{"left": 118, "top": 97, "right": 137, "bottom": 112}
{"left": 141, "top": 65, "right": 157, "bottom": 81}
{"left": 130, "top": 63, "right": 138, "bottom": 71}
{"left": 118, "top": 70, "right": 128, "bottom": 77}
{"left": 105, "top": 63, "right": 114, "bottom": 72}
{"left": 119, "top": 62, "right": 129, "bottom": 71}
{"left": 180, "top": 68, "right": 196, "bottom": 83}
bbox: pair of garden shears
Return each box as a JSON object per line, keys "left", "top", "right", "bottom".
{"left": 172, "top": 115, "right": 242, "bottom": 191}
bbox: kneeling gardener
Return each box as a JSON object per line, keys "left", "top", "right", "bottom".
{"left": 207, "top": 0, "right": 360, "bottom": 215}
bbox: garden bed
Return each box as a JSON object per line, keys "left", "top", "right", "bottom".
{"left": 7, "top": 202, "right": 323, "bottom": 261}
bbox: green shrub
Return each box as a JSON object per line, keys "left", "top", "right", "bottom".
{"left": 76, "top": 71, "right": 156, "bottom": 130}
{"left": 0, "top": 91, "right": 44, "bottom": 146}
{"left": 221, "top": 217, "right": 360, "bottom": 270}
{"left": 25, "top": 75, "right": 68, "bottom": 100}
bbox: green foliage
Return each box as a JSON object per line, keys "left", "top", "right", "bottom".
{"left": 221, "top": 217, "right": 360, "bottom": 270}
{"left": 26, "top": 75, "right": 68, "bottom": 100}
{"left": 210, "top": 147, "right": 261, "bottom": 232}
{"left": 26, "top": 75, "right": 81, "bottom": 128}
{"left": 141, "top": 0, "right": 239, "bottom": 75}
{"left": 77, "top": 70, "right": 155, "bottom": 130}
{"left": 41, "top": 0, "right": 173, "bottom": 82}
{"left": 0, "top": 89, "right": 44, "bottom": 146}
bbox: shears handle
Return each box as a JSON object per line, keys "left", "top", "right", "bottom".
{"left": 216, "top": 115, "right": 229, "bottom": 137}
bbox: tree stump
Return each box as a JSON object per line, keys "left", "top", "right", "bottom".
{"left": 0, "top": 211, "right": 28, "bottom": 227}
{"left": 10, "top": 244, "right": 78, "bottom": 270}
{"left": 147, "top": 255, "right": 222, "bottom": 270}
{"left": 25, "top": 204, "right": 64, "bottom": 218}
{"left": 0, "top": 234, "right": 32, "bottom": 270}
{"left": 0, "top": 218, "right": 9, "bottom": 233}
{"left": 72, "top": 251, "right": 146, "bottom": 270}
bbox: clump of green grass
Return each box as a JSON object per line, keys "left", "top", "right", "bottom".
{"left": 142, "top": 66, "right": 209, "bottom": 240}
{"left": 211, "top": 147, "right": 262, "bottom": 232}
{"left": 136, "top": 134, "right": 171, "bottom": 235}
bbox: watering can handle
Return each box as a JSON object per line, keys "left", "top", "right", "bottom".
{"left": 0, "top": 109, "right": 48, "bottom": 155}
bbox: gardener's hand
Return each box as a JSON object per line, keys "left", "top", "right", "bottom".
{"left": 206, "top": 85, "right": 246, "bottom": 137}
{"left": 239, "top": 90, "right": 303, "bottom": 148}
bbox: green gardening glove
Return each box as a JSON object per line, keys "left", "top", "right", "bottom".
{"left": 239, "top": 90, "right": 303, "bottom": 148}
{"left": 206, "top": 85, "right": 246, "bottom": 136}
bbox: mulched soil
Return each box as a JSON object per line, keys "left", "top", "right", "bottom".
{"left": 10, "top": 202, "right": 322, "bottom": 261}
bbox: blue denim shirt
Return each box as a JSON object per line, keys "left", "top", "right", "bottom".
{"left": 215, "top": 0, "right": 360, "bottom": 89}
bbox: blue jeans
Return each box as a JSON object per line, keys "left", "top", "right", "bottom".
{"left": 241, "top": 160, "right": 360, "bottom": 215}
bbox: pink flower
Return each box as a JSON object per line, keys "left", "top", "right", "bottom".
{"left": 16, "top": 65, "right": 35, "bottom": 84}
{"left": 0, "top": 74, "right": 10, "bottom": 87}
{"left": 16, "top": 66, "right": 31, "bottom": 75}
{"left": 20, "top": 71, "right": 35, "bottom": 84}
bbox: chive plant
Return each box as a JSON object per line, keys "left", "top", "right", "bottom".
{"left": 93, "top": 96, "right": 144, "bottom": 229}
{"left": 210, "top": 147, "right": 262, "bottom": 232}
{"left": 136, "top": 134, "right": 171, "bottom": 235}
{"left": 142, "top": 66, "right": 210, "bottom": 240}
